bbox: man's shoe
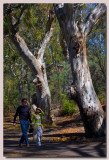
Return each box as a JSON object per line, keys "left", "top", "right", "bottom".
{"left": 26, "top": 145, "right": 30, "bottom": 148}
{"left": 19, "top": 143, "right": 23, "bottom": 148}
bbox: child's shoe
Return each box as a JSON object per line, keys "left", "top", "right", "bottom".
{"left": 37, "top": 142, "right": 41, "bottom": 147}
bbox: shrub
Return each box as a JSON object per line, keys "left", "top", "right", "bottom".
{"left": 62, "top": 100, "right": 76, "bottom": 115}
{"left": 59, "top": 91, "right": 77, "bottom": 116}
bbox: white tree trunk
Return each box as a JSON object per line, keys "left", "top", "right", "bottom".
{"left": 69, "top": 37, "right": 105, "bottom": 136}
{"left": 8, "top": 7, "right": 55, "bottom": 124}
{"left": 54, "top": 3, "right": 106, "bottom": 136}
{"left": 11, "top": 27, "right": 53, "bottom": 124}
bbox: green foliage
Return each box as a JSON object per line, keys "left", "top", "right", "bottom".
{"left": 45, "top": 19, "right": 63, "bottom": 67}
{"left": 59, "top": 91, "right": 67, "bottom": 105}
{"left": 4, "top": 15, "right": 12, "bottom": 35}
{"left": 59, "top": 92, "right": 77, "bottom": 116}
{"left": 4, "top": 4, "right": 52, "bottom": 112}
{"left": 48, "top": 61, "right": 72, "bottom": 105}
{"left": 4, "top": 38, "right": 36, "bottom": 112}
{"left": 62, "top": 100, "right": 76, "bottom": 115}
{"left": 4, "top": 76, "right": 21, "bottom": 112}
{"left": 98, "top": 94, "right": 106, "bottom": 105}
{"left": 3, "top": 3, "right": 106, "bottom": 115}
{"left": 19, "top": 4, "right": 53, "bottom": 50}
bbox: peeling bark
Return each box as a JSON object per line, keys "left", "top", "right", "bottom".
{"left": 59, "top": 31, "right": 69, "bottom": 60}
{"left": 9, "top": 8, "right": 55, "bottom": 124}
{"left": 54, "top": 3, "right": 106, "bottom": 136}
{"left": 11, "top": 30, "right": 53, "bottom": 124}
{"left": 82, "top": 4, "right": 106, "bottom": 37}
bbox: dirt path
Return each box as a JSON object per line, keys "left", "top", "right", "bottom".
{"left": 3, "top": 112, "right": 106, "bottom": 158}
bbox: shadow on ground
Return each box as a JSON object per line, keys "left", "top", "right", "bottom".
{"left": 4, "top": 129, "right": 106, "bottom": 158}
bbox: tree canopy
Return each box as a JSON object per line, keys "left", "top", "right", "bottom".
{"left": 4, "top": 3, "right": 106, "bottom": 115}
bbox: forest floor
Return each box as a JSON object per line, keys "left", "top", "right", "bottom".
{"left": 3, "top": 109, "right": 106, "bottom": 158}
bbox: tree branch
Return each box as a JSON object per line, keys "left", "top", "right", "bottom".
{"left": 37, "top": 27, "right": 54, "bottom": 61}
{"left": 4, "top": 4, "right": 22, "bottom": 15}
{"left": 46, "top": 8, "right": 55, "bottom": 33}
{"left": 10, "top": 64, "right": 19, "bottom": 78}
{"left": 36, "top": 8, "right": 55, "bottom": 61}
{"left": 46, "top": 63, "right": 63, "bottom": 69}
{"left": 11, "top": 33, "right": 41, "bottom": 76}
{"left": 14, "top": 5, "right": 27, "bottom": 28}
{"left": 10, "top": 7, "right": 54, "bottom": 77}
{"left": 10, "top": 63, "right": 27, "bottom": 80}
{"left": 82, "top": 4, "right": 106, "bottom": 37}
{"left": 7, "top": 40, "right": 16, "bottom": 53}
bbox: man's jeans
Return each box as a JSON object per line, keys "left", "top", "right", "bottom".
{"left": 20, "top": 120, "right": 29, "bottom": 145}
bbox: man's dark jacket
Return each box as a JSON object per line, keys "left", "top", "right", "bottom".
{"left": 13, "top": 105, "right": 32, "bottom": 123}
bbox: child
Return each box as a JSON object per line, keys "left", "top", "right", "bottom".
{"left": 32, "top": 107, "right": 44, "bottom": 146}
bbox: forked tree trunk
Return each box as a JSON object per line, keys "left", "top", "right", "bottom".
{"left": 9, "top": 8, "right": 55, "bottom": 124}
{"left": 33, "top": 65, "right": 52, "bottom": 123}
{"left": 54, "top": 3, "right": 106, "bottom": 136}
{"left": 11, "top": 28, "right": 53, "bottom": 124}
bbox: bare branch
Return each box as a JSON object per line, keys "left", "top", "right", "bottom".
{"left": 7, "top": 41, "right": 16, "bottom": 53}
{"left": 46, "top": 63, "right": 63, "bottom": 69}
{"left": 37, "top": 27, "right": 54, "bottom": 61}
{"left": 82, "top": 4, "right": 106, "bottom": 37}
{"left": 10, "top": 63, "right": 27, "bottom": 80}
{"left": 10, "top": 64, "right": 19, "bottom": 78}
{"left": 11, "top": 33, "right": 41, "bottom": 76}
{"left": 4, "top": 4, "right": 22, "bottom": 15}
{"left": 36, "top": 8, "right": 55, "bottom": 61}
{"left": 14, "top": 5, "right": 28, "bottom": 28}
{"left": 46, "top": 8, "right": 55, "bottom": 33}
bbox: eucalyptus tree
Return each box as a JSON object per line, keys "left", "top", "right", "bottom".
{"left": 87, "top": 15, "right": 106, "bottom": 98}
{"left": 54, "top": 3, "right": 106, "bottom": 136}
{"left": 4, "top": 4, "right": 55, "bottom": 123}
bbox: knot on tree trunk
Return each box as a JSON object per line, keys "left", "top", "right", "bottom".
{"left": 70, "top": 85, "right": 77, "bottom": 100}
{"left": 72, "top": 39, "right": 83, "bottom": 55}
{"left": 70, "top": 33, "right": 84, "bottom": 55}
{"left": 33, "top": 75, "right": 43, "bottom": 91}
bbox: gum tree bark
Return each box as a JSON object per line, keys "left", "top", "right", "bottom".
{"left": 5, "top": 5, "right": 55, "bottom": 124}
{"left": 11, "top": 29, "right": 53, "bottom": 124}
{"left": 54, "top": 3, "right": 106, "bottom": 136}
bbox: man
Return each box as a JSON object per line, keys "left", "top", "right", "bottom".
{"left": 13, "top": 98, "right": 32, "bottom": 147}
